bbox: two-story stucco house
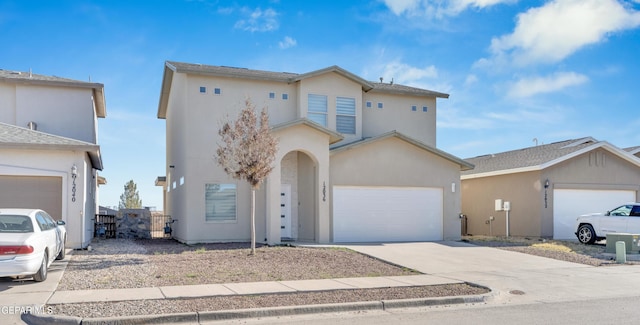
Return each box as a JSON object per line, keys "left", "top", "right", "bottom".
{"left": 0, "top": 69, "right": 106, "bottom": 249}
{"left": 156, "top": 61, "right": 472, "bottom": 245}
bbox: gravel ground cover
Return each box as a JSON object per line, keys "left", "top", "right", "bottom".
{"left": 463, "top": 236, "right": 640, "bottom": 266}
{"left": 53, "top": 239, "right": 488, "bottom": 318}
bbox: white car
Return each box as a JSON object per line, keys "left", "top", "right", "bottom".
{"left": 0, "top": 209, "right": 67, "bottom": 282}
{"left": 575, "top": 203, "right": 640, "bottom": 244}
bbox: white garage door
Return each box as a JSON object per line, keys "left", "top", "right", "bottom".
{"left": 553, "top": 189, "right": 636, "bottom": 240}
{"left": 333, "top": 186, "right": 443, "bottom": 242}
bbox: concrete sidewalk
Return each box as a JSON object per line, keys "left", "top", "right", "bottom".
{"left": 46, "top": 274, "right": 463, "bottom": 304}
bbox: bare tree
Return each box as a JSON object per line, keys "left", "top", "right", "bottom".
{"left": 216, "top": 98, "right": 278, "bottom": 255}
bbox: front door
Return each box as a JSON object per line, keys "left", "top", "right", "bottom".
{"left": 281, "top": 184, "right": 292, "bottom": 239}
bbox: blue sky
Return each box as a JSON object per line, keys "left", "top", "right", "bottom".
{"left": 2, "top": 0, "right": 640, "bottom": 210}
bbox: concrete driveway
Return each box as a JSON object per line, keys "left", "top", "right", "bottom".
{"left": 340, "top": 241, "right": 640, "bottom": 305}
{"left": 0, "top": 253, "right": 69, "bottom": 325}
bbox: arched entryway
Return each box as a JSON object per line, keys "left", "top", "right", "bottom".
{"left": 280, "top": 150, "right": 317, "bottom": 242}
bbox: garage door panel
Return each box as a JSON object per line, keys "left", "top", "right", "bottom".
{"left": 0, "top": 176, "right": 62, "bottom": 220}
{"left": 553, "top": 189, "right": 636, "bottom": 240}
{"left": 333, "top": 186, "right": 443, "bottom": 242}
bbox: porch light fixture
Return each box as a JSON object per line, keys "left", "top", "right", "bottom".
{"left": 71, "top": 164, "right": 78, "bottom": 202}
{"left": 544, "top": 179, "right": 550, "bottom": 188}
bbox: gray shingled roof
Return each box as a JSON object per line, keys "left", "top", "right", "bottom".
{"left": 0, "top": 122, "right": 103, "bottom": 170}
{"left": 164, "top": 61, "right": 448, "bottom": 97}
{"left": 462, "top": 138, "right": 598, "bottom": 175}
{"left": 625, "top": 146, "right": 640, "bottom": 153}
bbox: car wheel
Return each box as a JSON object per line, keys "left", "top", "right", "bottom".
{"left": 577, "top": 224, "right": 596, "bottom": 245}
{"left": 56, "top": 237, "right": 66, "bottom": 260}
{"left": 33, "top": 253, "right": 48, "bottom": 282}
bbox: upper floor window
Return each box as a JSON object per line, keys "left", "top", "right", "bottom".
{"left": 336, "top": 97, "right": 356, "bottom": 134}
{"left": 377, "top": 102, "right": 384, "bottom": 109}
{"left": 422, "top": 106, "right": 428, "bottom": 112}
{"left": 269, "top": 92, "right": 275, "bottom": 99}
{"left": 411, "top": 105, "right": 417, "bottom": 112}
{"left": 282, "top": 93, "right": 289, "bottom": 100}
{"left": 199, "top": 86, "right": 206, "bottom": 93}
{"left": 366, "top": 101, "right": 372, "bottom": 108}
{"left": 214, "top": 88, "right": 221, "bottom": 95}
{"left": 308, "top": 94, "right": 328, "bottom": 127}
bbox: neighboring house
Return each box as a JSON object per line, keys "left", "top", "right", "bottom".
{"left": 156, "top": 61, "right": 472, "bottom": 245}
{"left": 461, "top": 137, "right": 640, "bottom": 240}
{"left": 625, "top": 146, "right": 640, "bottom": 158}
{"left": 0, "top": 69, "right": 106, "bottom": 249}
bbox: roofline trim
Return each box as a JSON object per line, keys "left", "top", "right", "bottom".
{"left": 271, "top": 118, "right": 344, "bottom": 144}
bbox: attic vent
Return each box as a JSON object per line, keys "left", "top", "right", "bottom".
{"left": 27, "top": 121, "right": 37, "bottom": 130}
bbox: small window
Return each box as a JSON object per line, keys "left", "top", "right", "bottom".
{"left": 423, "top": 106, "right": 428, "bottom": 112}
{"left": 214, "top": 88, "right": 221, "bottom": 95}
{"left": 199, "top": 86, "right": 206, "bottom": 93}
{"left": 269, "top": 92, "right": 275, "bottom": 99}
{"left": 308, "top": 94, "right": 328, "bottom": 126}
{"left": 336, "top": 97, "right": 356, "bottom": 134}
{"left": 205, "top": 183, "right": 237, "bottom": 222}
{"left": 366, "top": 101, "right": 372, "bottom": 108}
{"left": 377, "top": 102, "right": 383, "bottom": 109}
{"left": 411, "top": 105, "right": 417, "bottom": 112}
{"left": 282, "top": 93, "right": 289, "bottom": 100}
{"left": 180, "top": 176, "right": 185, "bottom": 186}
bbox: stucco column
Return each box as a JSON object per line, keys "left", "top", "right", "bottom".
{"left": 317, "top": 150, "right": 330, "bottom": 243}
{"left": 266, "top": 167, "right": 282, "bottom": 245}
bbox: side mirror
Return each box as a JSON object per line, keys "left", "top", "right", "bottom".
{"left": 56, "top": 220, "right": 66, "bottom": 226}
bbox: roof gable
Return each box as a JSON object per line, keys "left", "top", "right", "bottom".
{"left": 0, "top": 69, "right": 107, "bottom": 118}
{"left": 462, "top": 137, "right": 640, "bottom": 179}
{"left": 0, "top": 122, "right": 103, "bottom": 170}
{"left": 331, "top": 131, "right": 473, "bottom": 171}
{"left": 271, "top": 118, "right": 344, "bottom": 144}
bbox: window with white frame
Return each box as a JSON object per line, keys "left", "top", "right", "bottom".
{"left": 422, "top": 106, "right": 428, "bottom": 112}
{"left": 205, "top": 183, "right": 237, "bottom": 222}
{"left": 214, "top": 88, "right": 221, "bottom": 95}
{"left": 269, "top": 92, "right": 275, "bottom": 99}
{"left": 411, "top": 105, "right": 417, "bottom": 112}
{"left": 282, "top": 93, "right": 288, "bottom": 100}
{"left": 377, "top": 102, "right": 383, "bottom": 109}
{"left": 366, "top": 101, "right": 372, "bottom": 108}
{"left": 307, "top": 94, "right": 328, "bottom": 126}
{"left": 336, "top": 97, "right": 356, "bottom": 134}
{"left": 199, "top": 86, "right": 206, "bottom": 93}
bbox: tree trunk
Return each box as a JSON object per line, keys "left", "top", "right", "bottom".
{"left": 250, "top": 188, "right": 256, "bottom": 255}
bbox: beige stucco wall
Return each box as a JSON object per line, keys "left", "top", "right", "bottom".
{"left": 0, "top": 148, "right": 94, "bottom": 248}
{"left": 330, "top": 137, "right": 463, "bottom": 240}
{"left": 362, "top": 92, "right": 437, "bottom": 147}
{"left": 462, "top": 171, "right": 542, "bottom": 237}
{"left": 462, "top": 148, "right": 640, "bottom": 238}
{"left": 0, "top": 83, "right": 98, "bottom": 143}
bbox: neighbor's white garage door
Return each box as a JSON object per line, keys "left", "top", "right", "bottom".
{"left": 553, "top": 189, "right": 636, "bottom": 240}
{"left": 333, "top": 186, "right": 443, "bottom": 242}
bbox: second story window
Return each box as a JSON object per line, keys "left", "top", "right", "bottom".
{"left": 269, "top": 92, "right": 275, "bottom": 99}
{"left": 366, "top": 101, "right": 372, "bottom": 108}
{"left": 377, "top": 102, "right": 384, "bottom": 109}
{"left": 411, "top": 105, "right": 417, "bottom": 112}
{"left": 199, "top": 86, "right": 207, "bottom": 93}
{"left": 307, "top": 94, "right": 327, "bottom": 127}
{"left": 336, "top": 97, "right": 356, "bottom": 134}
{"left": 282, "top": 93, "right": 289, "bottom": 100}
{"left": 214, "top": 88, "right": 221, "bottom": 95}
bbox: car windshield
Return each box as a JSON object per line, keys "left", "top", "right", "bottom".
{"left": 0, "top": 215, "right": 34, "bottom": 233}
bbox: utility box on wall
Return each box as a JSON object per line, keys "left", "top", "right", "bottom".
{"left": 495, "top": 199, "right": 503, "bottom": 211}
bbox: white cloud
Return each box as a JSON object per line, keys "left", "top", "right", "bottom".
{"left": 382, "top": 0, "right": 514, "bottom": 18}
{"left": 489, "top": 0, "right": 640, "bottom": 66}
{"left": 507, "top": 71, "right": 588, "bottom": 98}
{"left": 234, "top": 7, "right": 279, "bottom": 32}
{"left": 378, "top": 61, "right": 438, "bottom": 85}
{"left": 464, "top": 74, "right": 478, "bottom": 86}
{"left": 278, "top": 36, "right": 297, "bottom": 49}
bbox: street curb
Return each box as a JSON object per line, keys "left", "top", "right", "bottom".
{"left": 22, "top": 293, "right": 489, "bottom": 324}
